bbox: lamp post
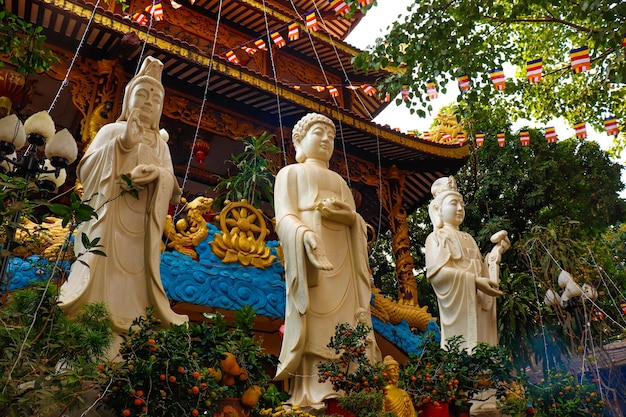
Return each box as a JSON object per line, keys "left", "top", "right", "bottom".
{"left": 0, "top": 110, "right": 78, "bottom": 292}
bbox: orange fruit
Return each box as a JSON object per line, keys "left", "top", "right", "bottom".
{"left": 122, "top": 410, "right": 131, "bottom": 417}
{"left": 241, "top": 385, "right": 262, "bottom": 407}
{"left": 219, "top": 352, "right": 241, "bottom": 375}
{"left": 208, "top": 367, "right": 223, "bottom": 383}
{"left": 222, "top": 373, "right": 236, "bottom": 386}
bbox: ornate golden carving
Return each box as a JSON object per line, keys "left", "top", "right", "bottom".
{"left": 163, "top": 196, "right": 215, "bottom": 260}
{"left": 429, "top": 111, "right": 466, "bottom": 144}
{"left": 81, "top": 59, "right": 124, "bottom": 146}
{"left": 381, "top": 165, "right": 420, "bottom": 306}
{"left": 163, "top": 93, "right": 266, "bottom": 140}
{"left": 210, "top": 199, "right": 276, "bottom": 269}
{"left": 370, "top": 287, "right": 433, "bottom": 332}
{"left": 13, "top": 217, "right": 73, "bottom": 260}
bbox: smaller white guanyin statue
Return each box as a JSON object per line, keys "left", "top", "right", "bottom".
{"left": 60, "top": 56, "right": 188, "bottom": 359}
{"left": 426, "top": 177, "right": 511, "bottom": 415}
{"left": 274, "top": 113, "right": 381, "bottom": 411}
{"left": 425, "top": 176, "right": 510, "bottom": 351}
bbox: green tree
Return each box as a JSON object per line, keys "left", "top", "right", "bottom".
{"left": 369, "top": 104, "right": 626, "bottom": 365}
{"left": 0, "top": 3, "right": 59, "bottom": 75}
{"left": 0, "top": 285, "right": 112, "bottom": 416}
{"left": 213, "top": 132, "right": 280, "bottom": 209}
{"left": 350, "top": 0, "right": 626, "bottom": 152}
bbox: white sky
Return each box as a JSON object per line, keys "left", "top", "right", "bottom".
{"left": 344, "top": 0, "right": 615, "bottom": 152}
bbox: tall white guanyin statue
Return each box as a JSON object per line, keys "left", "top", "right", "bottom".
{"left": 273, "top": 113, "right": 381, "bottom": 411}
{"left": 60, "top": 56, "right": 188, "bottom": 359}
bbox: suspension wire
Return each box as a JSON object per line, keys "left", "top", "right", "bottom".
{"left": 537, "top": 240, "right": 625, "bottom": 330}
{"left": 5, "top": 0, "right": 98, "bottom": 393}
{"left": 286, "top": 1, "right": 350, "bottom": 185}
{"left": 588, "top": 248, "right": 626, "bottom": 326}
{"left": 523, "top": 240, "right": 552, "bottom": 373}
{"left": 287, "top": 0, "right": 386, "bottom": 234}
{"left": 260, "top": 0, "right": 288, "bottom": 167}
{"left": 48, "top": 0, "right": 101, "bottom": 112}
{"left": 177, "top": 0, "right": 224, "bottom": 204}
{"left": 134, "top": 0, "right": 158, "bottom": 76}
{"left": 530, "top": 238, "right": 624, "bottom": 404}
{"left": 580, "top": 298, "right": 609, "bottom": 404}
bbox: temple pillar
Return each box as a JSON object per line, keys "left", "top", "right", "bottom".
{"left": 381, "top": 165, "right": 418, "bottom": 306}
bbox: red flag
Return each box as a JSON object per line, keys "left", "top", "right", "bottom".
{"left": 489, "top": 67, "right": 506, "bottom": 90}
{"left": 132, "top": 12, "right": 147, "bottom": 25}
{"left": 574, "top": 122, "right": 587, "bottom": 139}
{"left": 457, "top": 132, "right": 466, "bottom": 145}
{"left": 457, "top": 74, "right": 470, "bottom": 91}
{"left": 330, "top": 0, "right": 351, "bottom": 16}
{"left": 475, "top": 132, "right": 485, "bottom": 147}
{"left": 497, "top": 132, "right": 506, "bottom": 147}
{"left": 519, "top": 130, "right": 530, "bottom": 146}
{"left": 545, "top": 127, "right": 557, "bottom": 143}
{"left": 605, "top": 117, "right": 619, "bottom": 136}
{"left": 145, "top": 0, "right": 164, "bottom": 21}
{"left": 254, "top": 38, "right": 267, "bottom": 50}
{"left": 327, "top": 86, "right": 339, "bottom": 97}
{"left": 426, "top": 80, "right": 438, "bottom": 100}
{"left": 226, "top": 51, "right": 239, "bottom": 64}
{"left": 362, "top": 85, "right": 376, "bottom": 96}
{"left": 288, "top": 23, "right": 299, "bottom": 41}
{"left": 526, "top": 58, "right": 543, "bottom": 83}
{"left": 270, "top": 31, "right": 286, "bottom": 48}
{"left": 306, "top": 12, "right": 319, "bottom": 32}
{"left": 570, "top": 46, "right": 590, "bottom": 73}
{"left": 241, "top": 46, "right": 257, "bottom": 55}
{"left": 401, "top": 85, "right": 409, "bottom": 101}
{"left": 423, "top": 131, "right": 431, "bottom": 141}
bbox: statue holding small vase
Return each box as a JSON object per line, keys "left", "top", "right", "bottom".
{"left": 425, "top": 176, "right": 510, "bottom": 415}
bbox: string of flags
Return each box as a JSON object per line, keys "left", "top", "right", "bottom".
{"left": 417, "top": 118, "right": 621, "bottom": 148}
{"left": 466, "top": 120, "right": 619, "bottom": 148}
{"left": 125, "top": 0, "right": 623, "bottom": 141}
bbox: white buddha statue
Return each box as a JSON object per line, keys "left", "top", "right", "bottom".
{"left": 273, "top": 113, "right": 381, "bottom": 410}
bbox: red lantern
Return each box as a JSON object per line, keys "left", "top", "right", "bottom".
{"left": 195, "top": 150, "right": 205, "bottom": 167}
{"left": 192, "top": 139, "right": 210, "bottom": 168}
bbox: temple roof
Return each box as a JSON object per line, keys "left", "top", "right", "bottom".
{"left": 3, "top": 0, "right": 469, "bottom": 232}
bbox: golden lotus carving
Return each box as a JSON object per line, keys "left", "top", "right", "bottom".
{"left": 210, "top": 200, "right": 276, "bottom": 269}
